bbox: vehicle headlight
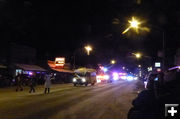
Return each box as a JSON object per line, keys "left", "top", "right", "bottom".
{"left": 121, "top": 76, "right": 127, "bottom": 80}
{"left": 82, "top": 78, "right": 86, "bottom": 82}
{"left": 104, "top": 75, "right": 110, "bottom": 80}
{"left": 127, "top": 76, "right": 133, "bottom": 81}
{"left": 73, "top": 78, "right": 77, "bottom": 82}
{"left": 134, "top": 77, "right": 138, "bottom": 80}
{"left": 113, "top": 73, "right": 119, "bottom": 80}
{"left": 97, "top": 79, "right": 101, "bottom": 83}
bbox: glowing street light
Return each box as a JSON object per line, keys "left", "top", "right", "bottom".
{"left": 84, "top": 45, "right": 92, "bottom": 55}
{"left": 122, "top": 16, "right": 149, "bottom": 34}
{"left": 135, "top": 53, "right": 142, "bottom": 59}
{"left": 132, "top": 53, "right": 142, "bottom": 59}
{"left": 111, "top": 60, "right": 116, "bottom": 64}
{"left": 130, "top": 17, "right": 140, "bottom": 28}
{"left": 122, "top": 17, "right": 141, "bottom": 34}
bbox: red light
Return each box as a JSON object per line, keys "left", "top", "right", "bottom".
{"left": 119, "top": 73, "right": 127, "bottom": 76}
{"left": 157, "top": 68, "right": 161, "bottom": 72}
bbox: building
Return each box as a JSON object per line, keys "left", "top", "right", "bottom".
{"left": 8, "top": 43, "right": 46, "bottom": 76}
{"left": 175, "top": 48, "right": 180, "bottom": 65}
{"left": 9, "top": 43, "right": 36, "bottom": 65}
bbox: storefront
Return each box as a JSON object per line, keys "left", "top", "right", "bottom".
{"left": 12, "top": 64, "right": 47, "bottom": 85}
{"left": 14, "top": 64, "right": 46, "bottom": 76}
{"left": 48, "top": 58, "right": 74, "bottom": 83}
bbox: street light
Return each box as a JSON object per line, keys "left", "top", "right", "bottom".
{"left": 150, "top": 25, "right": 165, "bottom": 70}
{"left": 129, "top": 17, "right": 140, "bottom": 28}
{"left": 84, "top": 45, "right": 92, "bottom": 55}
{"left": 135, "top": 53, "right": 141, "bottom": 59}
{"left": 132, "top": 53, "right": 142, "bottom": 59}
{"left": 122, "top": 16, "right": 141, "bottom": 34}
{"left": 122, "top": 16, "right": 149, "bottom": 34}
{"left": 73, "top": 45, "right": 92, "bottom": 69}
{"left": 111, "top": 60, "right": 116, "bottom": 64}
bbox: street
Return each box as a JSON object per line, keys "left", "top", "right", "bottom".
{"left": 0, "top": 80, "right": 138, "bottom": 119}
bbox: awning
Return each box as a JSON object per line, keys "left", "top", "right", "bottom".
{"left": 15, "top": 64, "right": 46, "bottom": 71}
{"left": 51, "top": 68, "right": 74, "bottom": 73}
{"left": 47, "top": 60, "right": 73, "bottom": 73}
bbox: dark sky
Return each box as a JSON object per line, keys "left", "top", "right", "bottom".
{"left": 0, "top": 0, "right": 180, "bottom": 65}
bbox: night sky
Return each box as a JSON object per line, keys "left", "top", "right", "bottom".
{"left": 0, "top": 0, "right": 180, "bottom": 66}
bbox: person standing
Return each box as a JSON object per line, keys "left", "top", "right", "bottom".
{"left": 15, "top": 73, "right": 23, "bottom": 92}
{"left": 44, "top": 73, "right": 52, "bottom": 94}
{"left": 29, "top": 73, "right": 36, "bottom": 93}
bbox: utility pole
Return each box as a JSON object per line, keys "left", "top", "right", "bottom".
{"left": 162, "top": 31, "right": 165, "bottom": 71}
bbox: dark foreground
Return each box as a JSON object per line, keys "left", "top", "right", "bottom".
{"left": 0, "top": 80, "right": 138, "bottom": 119}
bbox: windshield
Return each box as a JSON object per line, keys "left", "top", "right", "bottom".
{"left": 75, "top": 73, "right": 85, "bottom": 77}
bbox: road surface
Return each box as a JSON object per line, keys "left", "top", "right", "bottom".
{"left": 0, "top": 80, "right": 138, "bottom": 119}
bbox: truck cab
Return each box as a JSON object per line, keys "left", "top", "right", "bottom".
{"left": 73, "top": 68, "right": 96, "bottom": 86}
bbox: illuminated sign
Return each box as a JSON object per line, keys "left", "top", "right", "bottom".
{"left": 148, "top": 67, "right": 152, "bottom": 72}
{"left": 16, "top": 69, "right": 22, "bottom": 76}
{"left": 55, "top": 57, "right": 65, "bottom": 68}
{"left": 155, "top": 62, "right": 161, "bottom": 67}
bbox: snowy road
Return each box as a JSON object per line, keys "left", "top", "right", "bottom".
{"left": 0, "top": 80, "right": 138, "bottom": 119}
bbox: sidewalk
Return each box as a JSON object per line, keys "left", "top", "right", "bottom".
{"left": 0, "top": 83, "right": 73, "bottom": 94}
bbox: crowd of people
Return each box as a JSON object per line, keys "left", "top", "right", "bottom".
{"left": 0, "top": 75, "right": 12, "bottom": 87}
{"left": 15, "top": 72, "right": 53, "bottom": 94}
{"left": 0, "top": 70, "right": 74, "bottom": 94}
{"left": 128, "top": 68, "right": 180, "bottom": 119}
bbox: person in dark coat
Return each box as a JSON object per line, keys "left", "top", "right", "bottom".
{"left": 29, "top": 73, "right": 37, "bottom": 93}
{"left": 128, "top": 69, "right": 180, "bottom": 119}
{"left": 15, "top": 73, "right": 23, "bottom": 92}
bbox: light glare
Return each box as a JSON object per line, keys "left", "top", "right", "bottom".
{"left": 127, "top": 76, "right": 134, "bottom": 81}
{"left": 73, "top": 78, "right": 77, "bottom": 82}
{"left": 82, "top": 78, "right": 86, "bottom": 82}
{"left": 111, "top": 60, "right": 116, "bottom": 64}
{"left": 113, "top": 72, "right": 119, "bottom": 80}
{"left": 122, "top": 16, "right": 149, "bottom": 34}
{"left": 85, "top": 45, "right": 92, "bottom": 55}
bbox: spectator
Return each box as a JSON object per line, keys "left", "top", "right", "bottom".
{"left": 44, "top": 73, "right": 52, "bottom": 94}
{"left": 146, "top": 73, "right": 157, "bottom": 90}
{"left": 15, "top": 73, "right": 23, "bottom": 91}
{"left": 29, "top": 73, "right": 37, "bottom": 93}
{"left": 128, "top": 69, "right": 180, "bottom": 119}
